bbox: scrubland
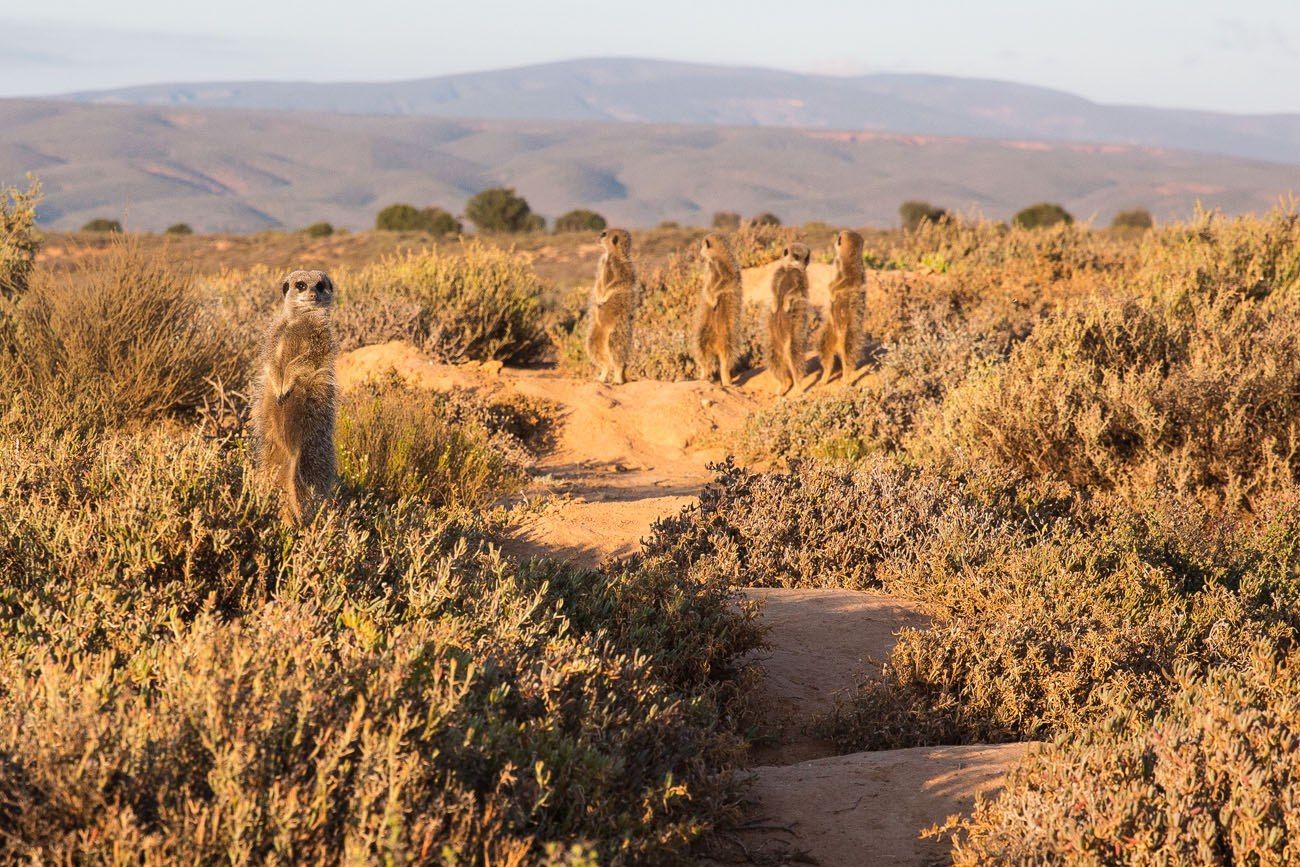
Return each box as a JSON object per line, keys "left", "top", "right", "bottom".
{"left": 6, "top": 174, "right": 1300, "bottom": 864}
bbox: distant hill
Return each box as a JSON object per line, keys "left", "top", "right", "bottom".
{"left": 4, "top": 98, "right": 1300, "bottom": 234}
{"left": 62, "top": 58, "right": 1300, "bottom": 165}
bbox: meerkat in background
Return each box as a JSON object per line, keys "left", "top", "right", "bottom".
{"left": 818, "top": 230, "right": 867, "bottom": 386}
{"left": 251, "top": 269, "right": 339, "bottom": 524}
{"left": 767, "top": 243, "right": 812, "bottom": 396}
{"left": 693, "top": 232, "right": 743, "bottom": 386}
{"left": 585, "top": 227, "right": 637, "bottom": 384}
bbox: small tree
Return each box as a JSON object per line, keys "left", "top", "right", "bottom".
{"left": 82, "top": 218, "right": 123, "bottom": 233}
{"left": 554, "top": 209, "right": 607, "bottom": 233}
{"left": 465, "top": 187, "right": 539, "bottom": 234}
{"left": 750, "top": 212, "right": 782, "bottom": 226}
{"left": 712, "top": 212, "right": 741, "bottom": 231}
{"left": 303, "top": 222, "right": 334, "bottom": 238}
{"left": 164, "top": 223, "right": 193, "bottom": 236}
{"left": 419, "top": 207, "right": 462, "bottom": 237}
{"left": 1013, "top": 202, "right": 1074, "bottom": 229}
{"left": 899, "top": 200, "right": 948, "bottom": 231}
{"left": 1111, "top": 208, "right": 1154, "bottom": 230}
{"left": 375, "top": 204, "right": 422, "bottom": 231}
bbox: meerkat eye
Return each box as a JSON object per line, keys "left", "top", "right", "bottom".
{"left": 600, "top": 230, "right": 607, "bottom": 239}
{"left": 295, "top": 280, "right": 307, "bottom": 291}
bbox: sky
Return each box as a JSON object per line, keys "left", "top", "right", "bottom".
{"left": 3, "top": 0, "right": 1298, "bottom": 114}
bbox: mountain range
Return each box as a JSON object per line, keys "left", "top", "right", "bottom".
{"left": 2, "top": 59, "right": 1298, "bottom": 233}
{"left": 64, "top": 58, "right": 1300, "bottom": 165}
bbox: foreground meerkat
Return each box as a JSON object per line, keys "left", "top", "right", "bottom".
{"left": 250, "top": 269, "right": 339, "bottom": 524}
{"left": 693, "top": 232, "right": 743, "bottom": 386}
{"left": 767, "top": 243, "right": 811, "bottom": 396}
{"left": 818, "top": 230, "right": 867, "bottom": 386}
{"left": 585, "top": 228, "right": 637, "bottom": 384}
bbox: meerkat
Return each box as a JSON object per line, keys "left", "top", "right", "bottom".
{"left": 250, "top": 269, "right": 339, "bottom": 524}
{"left": 585, "top": 228, "right": 637, "bottom": 385}
{"left": 767, "top": 243, "right": 811, "bottom": 396}
{"left": 693, "top": 232, "right": 743, "bottom": 386}
{"left": 818, "top": 230, "right": 867, "bottom": 386}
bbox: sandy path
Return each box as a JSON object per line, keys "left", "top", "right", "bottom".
{"left": 338, "top": 337, "right": 1024, "bottom": 865}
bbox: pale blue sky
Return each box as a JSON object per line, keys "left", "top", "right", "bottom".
{"left": 3, "top": 0, "right": 1298, "bottom": 113}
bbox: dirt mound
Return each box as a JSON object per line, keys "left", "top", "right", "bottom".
{"left": 726, "top": 744, "right": 1029, "bottom": 866}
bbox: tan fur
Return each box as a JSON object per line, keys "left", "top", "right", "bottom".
{"left": 693, "top": 232, "right": 743, "bottom": 386}
{"left": 767, "top": 243, "right": 811, "bottom": 396}
{"left": 250, "top": 269, "right": 339, "bottom": 524}
{"left": 585, "top": 228, "right": 637, "bottom": 384}
{"left": 818, "top": 230, "right": 867, "bottom": 386}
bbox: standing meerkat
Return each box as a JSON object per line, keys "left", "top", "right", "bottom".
{"left": 250, "top": 269, "right": 339, "bottom": 524}
{"left": 767, "top": 243, "right": 811, "bottom": 396}
{"left": 818, "top": 230, "right": 867, "bottom": 386}
{"left": 693, "top": 232, "right": 743, "bottom": 386}
{"left": 585, "top": 228, "right": 637, "bottom": 384}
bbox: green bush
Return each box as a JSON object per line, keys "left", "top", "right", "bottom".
{"left": 164, "top": 223, "right": 193, "bottom": 235}
{"left": 9, "top": 238, "right": 246, "bottom": 431}
{"left": 337, "top": 240, "right": 549, "bottom": 363}
{"left": 749, "top": 212, "right": 781, "bottom": 226}
{"left": 554, "top": 209, "right": 607, "bottom": 233}
{"left": 374, "top": 203, "right": 421, "bottom": 231}
{"left": 81, "top": 218, "right": 123, "bottom": 233}
{"left": 418, "top": 206, "right": 462, "bottom": 236}
{"left": 712, "top": 212, "right": 741, "bottom": 231}
{"left": 302, "top": 221, "right": 334, "bottom": 237}
{"left": 1111, "top": 207, "right": 1154, "bottom": 230}
{"left": 1012, "top": 202, "right": 1073, "bottom": 229}
{"left": 899, "top": 200, "right": 948, "bottom": 231}
{"left": 465, "top": 187, "right": 541, "bottom": 234}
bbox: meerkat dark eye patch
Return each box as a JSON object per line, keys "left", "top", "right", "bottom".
{"left": 281, "top": 281, "right": 290, "bottom": 295}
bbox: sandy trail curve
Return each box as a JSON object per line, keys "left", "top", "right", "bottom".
{"left": 337, "top": 337, "right": 1025, "bottom": 865}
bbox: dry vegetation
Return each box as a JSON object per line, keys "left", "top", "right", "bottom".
{"left": 0, "top": 191, "right": 764, "bottom": 863}
{"left": 10, "top": 176, "right": 1300, "bottom": 863}
{"left": 655, "top": 209, "right": 1300, "bottom": 863}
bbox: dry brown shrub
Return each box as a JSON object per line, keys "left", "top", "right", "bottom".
{"left": 11, "top": 237, "right": 246, "bottom": 430}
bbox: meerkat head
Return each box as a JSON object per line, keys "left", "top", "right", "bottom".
{"left": 701, "top": 232, "right": 731, "bottom": 259}
{"left": 781, "top": 243, "right": 811, "bottom": 270}
{"left": 281, "top": 269, "right": 335, "bottom": 315}
{"left": 599, "top": 228, "right": 633, "bottom": 258}
{"left": 836, "top": 230, "right": 864, "bottom": 262}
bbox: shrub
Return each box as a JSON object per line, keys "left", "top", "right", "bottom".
{"left": 750, "top": 212, "right": 781, "bottom": 226}
{"left": 1013, "top": 202, "right": 1073, "bottom": 229}
{"left": 465, "top": 187, "right": 540, "bottom": 234}
{"left": 419, "top": 206, "right": 462, "bottom": 236}
{"left": 1111, "top": 207, "right": 1154, "bottom": 230}
{"left": 899, "top": 200, "right": 948, "bottom": 231}
{"left": 302, "top": 221, "right": 334, "bottom": 237}
{"left": 9, "top": 238, "right": 246, "bottom": 430}
{"left": 81, "top": 218, "right": 123, "bottom": 233}
{"left": 0, "top": 178, "right": 41, "bottom": 303}
{"left": 0, "top": 415, "right": 763, "bottom": 863}
{"left": 555, "top": 209, "right": 607, "bottom": 233}
{"left": 337, "top": 240, "right": 549, "bottom": 363}
{"left": 946, "top": 646, "right": 1300, "bottom": 864}
{"left": 336, "top": 377, "right": 535, "bottom": 508}
{"left": 163, "top": 222, "right": 193, "bottom": 235}
{"left": 374, "top": 203, "right": 421, "bottom": 231}
{"left": 712, "top": 212, "right": 741, "bottom": 231}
